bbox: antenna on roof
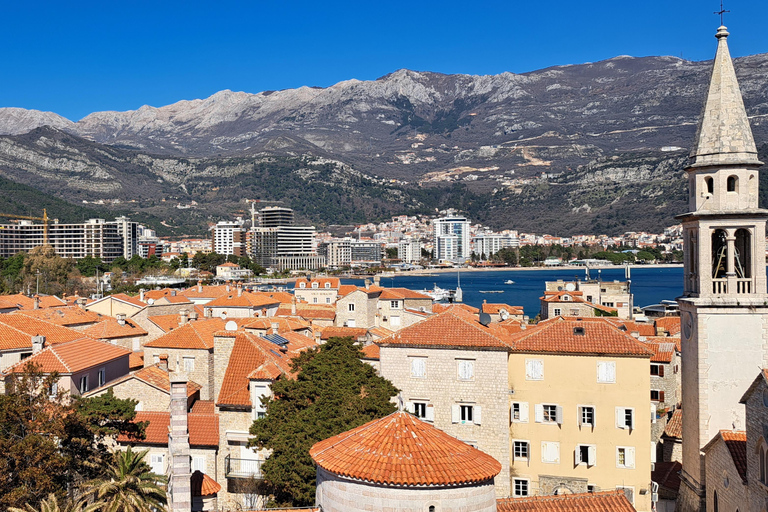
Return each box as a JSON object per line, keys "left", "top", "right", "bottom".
{"left": 714, "top": 0, "right": 729, "bottom": 25}
{"left": 479, "top": 312, "right": 492, "bottom": 327}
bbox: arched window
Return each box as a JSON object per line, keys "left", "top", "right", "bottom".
{"left": 712, "top": 230, "right": 728, "bottom": 279}
{"left": 735, "top": 229, "right": 751, "bottom": 278}
{"left": 705, "top": 177, "right": 714, "bottom": 194}
{"left": 727, "top": 176, "right": 738, "bottom": 192}
{"left": 429, "top": 507, "right": 436, "bottom": 512}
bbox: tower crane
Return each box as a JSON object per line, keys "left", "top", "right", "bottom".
{"left": 0, "top": 209, "right": 52, "bottom": 245}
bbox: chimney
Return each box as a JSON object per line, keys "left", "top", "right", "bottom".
{"left": 179, "top": 310, "right": 189, "bottom": 326}
{"left": 77, "top": 297, "right": 87, "bottom": 309}
{"left": 158, "top": 354, "right": 169, "bottom": 371}
{"left": 204, "top": 308, "right": 213, "bottom": 318}
{"left": 116, "top": 313, "right": 126, "bottom": 326}
{"left": 226, "top": 282, "right": 231, "bottom": 293}
{"left": 139, "top": 289, "right": 145, "bottom": 302}
{"left": 171, "top": 289, "right": 177, "bottom": 297}
{"left": 364, "top": 278, "right": 372, "bottom": 289}
{"left": 33, "top": 295, "right": 40, "bottom": 310}
{"left": 189, "top": 311, "right": 198, "bottom": 322}
{"left": 291, "top": 295, "right": 297, "bottom": 315}
{"left": 168, "top": 372, "right": 191, "bottom": 512}
{"left": 373, "top": 275, "right": 381, "bottom": 286}
{"left": 271, "top": 321, "right": 280, "bottom": 333}
{"left": 32, "top": 335, "right": 45, "bottom": 353}
{"left": 197, "top": 281, "right": 203, "bottom": 293}
{"left": 237, "top": 284, "right": 243, "bottom": 297}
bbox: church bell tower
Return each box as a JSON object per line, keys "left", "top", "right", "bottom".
{"left": 677, "top": 25, "right": 768, "bottom": 512}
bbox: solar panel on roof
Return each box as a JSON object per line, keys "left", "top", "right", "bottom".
{"left": 263, "top": 333, "right": 289, "bottom": 347}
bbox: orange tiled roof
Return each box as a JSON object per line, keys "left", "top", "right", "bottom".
{"left": 652, "top": 461, "right": 682, "bottom": 492}
{"left": 191, "top": 470, "right": 221, "bottom": 496}
{"left": 337, "top": 285, "right": 359, "bottom": 297}
{"left": 378, "top": 288, "right": 431, "bottom": 300}
{"left": 5, "top": 338, "right": 129, "bottom": 375}
{"left": 642, "top": 337, "right": 677, "bottom": 363}
{"left": 180, "top": 285, "right": 230, "bottom": 299}
{"left": 243, "top": 317, "right": 310, "bottom": 333}
{"left": 275, "top": 304, "right": 336, "bottom": 320}
{"left": 508, "top": 317, "right": 653, "bottom": 357}
{"left": 14, "top": 306, "right": 101, "bottom": 326}
{"left": 101, "top": 365, "right": 201, "bottom": 397}
{"left": 148, "top": 314, "right": 188, "bottom": 333}
{"left": 143, "top": 288, "right": 178, "bottom": 301}
{"left": 82, "top": 317, "right": 148, "bottom": 340}
{"left": 320, "top": 326, "right": 368, "bottom": 340}
{"left": 119, "top": 411, "right": 219, "bottom": 447}
{"left": 0, "top": 315, "right": 85, "bottom": 345}
{"left": 155, "top": 295, "right": 192, "bottom": 304}
{"left": 129, "top": 351, "right": 144, "bottom": 370}
{"left": 480, "top": 303, "right": 525, "bottom": 315}
{"left": 655, "top": 316, "right": 682, "bottom": 336}
{"left": 360, "top": 343, "right": 380, "bottom": 360}
{"left": 0, "top": 293, "right": 66, "bottom": 310}
{"left": 432, "top": 303, "right": 479, "bottom": 314}
{"left": 191, "top": 400, "right": 215, "bottom": 414}
{"left": 310, "top": 411, "right": 501, "bottom": 486}
{"left": 261, "top": 291, "right": 295, "bottom": 304}
{"left": 205, "top": 292, "right": 280, "bottom": 309}
{"left": 721, "top": 430, "right": 747, "bottom": 482}
{"left": 608, "top": 319, "right": 656, "bottom": 337}
{"left": 216, "top": 332, "right": 296, "bottom": 407}
{"left": 144, "top": 318, "right": 227, "bottom": 350}
{"left": 217, "top": 262, "right": 239, "bottom": 268}
{"left": 276, "top": 332, "right": 317, "bottom": 352}
{"left": 0, "top": 323, "right": 40, "bottom": 350}
{"left": 294, "top": 277, "right": 340, "bottom": 289}
{"left": 378, "top": 309, "right": 511, "bottom": 349}
{"left": 367, "top": 326, "right": 394, "bottom": 339}
{"left": 664, "top": 408, "right": 682, "bottom": 439}
{"left": 496, "top": 491, "right": 635, "bottom": 512}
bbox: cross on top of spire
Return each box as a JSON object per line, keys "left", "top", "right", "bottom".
{"left": 714, "top": 0, "right": 730, "bottom": 26}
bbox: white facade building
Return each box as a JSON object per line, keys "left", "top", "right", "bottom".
{"left": 434, "top": 216, "right": 470, "bottom": 263}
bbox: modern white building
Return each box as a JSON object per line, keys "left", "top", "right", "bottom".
{"left": 210, "top": 220, "right": 245, "bottom": 256}
{"left": 434, "top": 216, "right": 470, "bottom": 263}
{"left": 397, "top": 238, "right": 421, "bottom": 263}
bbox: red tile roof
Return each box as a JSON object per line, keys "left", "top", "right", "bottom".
{"left": 608, "top": 319, "right": 656, "bottom": 337}
{"left": 82, "top": 317, "right": 148, "bottom": 340}
{"left": 481, "top": 303, "right": 525, "bottom": 315}
{"left": 101, "top": 293, "right": 146, "bottom": 308}
{"left": 664, "top": 408, "right": 682, "bottom": 439}
{"left": 432, "top": 303, "right": 479, "bottom": 314}
{"left": 294, "top": 277, "right": 340, "bottom": 289}
{"left": 191, "top": 400, "right": 215, "bottom": 414}
{"left": 378, "top": 288, "right": 431, "bottom": 300}
{"left": 509, "top": 317, "right": 653, "bottom": 357}
{"left": 119, "top": 411, "right": 219, "bottom": 447}
{"left": 275, "top": 304, "right": 336, "bottom": 320}
{"left": 148, "top": 314, "right": 188, "bottom": 333}
{"left": 5, "top": 338, "right": 129, "bottom": 375}
{"left": 98, "top": 365, "right": 201, "bottom": 397}
{"left": 129, "top": 351, "right": 144, "bottom": 370}
{"left": 143, "top": 288, "right": 179, "bottom": 301}
{"left": 337, "top": 285, "right": 359, "bottom": 297}
{"left": 377, "top": 309, "right": 512, "bottom": 350}
{"left": 191, "top": 470, "right": 221, "bottom": 496}
{"left": 496, "top": 491, "right": 635, "bottom": 512}
{"left": 360, "top": 343, "right": 380, "bottom": 360}
{"left": 721, "top": 430, "right": 748, "bottom": 482}
{"left": 14, "top": 306, "right": 101, "bottom": 326}
{"left": 205, "top": 292, "right": 280, "bottom": 309}
{"left": 642, "top": 337, "right": 677, "bottom": 363}
{"left": 276, "top": 332, "right": 317, "bottom": 352}
{"left": 144, "top": 318, "right": 227, "bottom": 350}
{"left": 0, "top": 293, "right": 66, "bottom": 310}
{"left": 156, "top": 295, "right": 192, "bottom": 304}
{"left": 180, "top": 285, "right": 230, "bottom": 300}
{"left": 243, "top": 317, "right": 310, "bottom": 334}
{"left": 0, "top": 315, "right": 86, "bottom": 345}
{"left": 541, "top": 291, "right": 618, "bottom": 314}
{"left": 655, "top": 316, "right": 682, "bottom": 336}
{"left": 320, "top": 326, "right": 368, "bottom": 340}
{"left": 310, "top": 411, "right": 501, "bottom": 486}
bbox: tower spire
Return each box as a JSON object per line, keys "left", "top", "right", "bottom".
{"left": 688, "top": 26, "right": 762, "bottom": 169}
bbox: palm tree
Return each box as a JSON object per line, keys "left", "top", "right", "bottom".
{"left": 8, "top": 494, "right": 101, "bottom": 512}
{"left": 84, "top": 447, "right": 167, "bottom": 512}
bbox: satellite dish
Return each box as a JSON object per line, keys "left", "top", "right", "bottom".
{"left": 500, "top": 309, "right": 509, "bottom": 321}
{"left": 225, "top": 320, "right": 238, "bottom": 331}
{"left": 147, "top": 298, "right": 155, "bottom": 305}
{"left": 479, "top": 312, "right": 492, "bottom": 326}
{"left": 557, "top": 286, "right": 563, "bottom": 291}
{"left": 565, "top": 283, "right": 576, "bottom": 292}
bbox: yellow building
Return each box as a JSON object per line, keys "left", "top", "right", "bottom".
{"left": 507, "top": 317, "right": 653, "bottom": 511}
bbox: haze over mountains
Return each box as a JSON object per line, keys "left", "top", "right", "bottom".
{"left": 1, "top": 52, "right": 767, "bottom": 236}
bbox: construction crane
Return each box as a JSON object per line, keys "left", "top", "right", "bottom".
{"left": 0, "top": 209, "right": 51, "bottom": 245}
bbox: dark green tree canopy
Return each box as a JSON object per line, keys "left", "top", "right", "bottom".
{"left": 249, "top": 337, "right": 398, "bottom": 506}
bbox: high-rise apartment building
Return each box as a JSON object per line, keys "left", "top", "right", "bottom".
{"left": 248, "top": 207, "right": 322, "bottom": 270}
{"left": 211, "top": 220, "right": 245, "bottom": 256}
{"left": 433, "top": 216, "right": 470, "bottom": 263}
{"left": 258, "top": 207, "right": 294, "bottom": 228}
{"left": 397, "top": 238, "right": 422, "bottom": 263}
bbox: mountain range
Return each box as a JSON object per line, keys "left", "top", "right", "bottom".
{"left": 1, "top": 52, "right": 767, "bottom": 236}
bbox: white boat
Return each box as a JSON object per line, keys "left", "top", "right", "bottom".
{"left": 422, "top": 285, "right": 451, "bottom": 302}
{"left": 504, "top": 280, "right": 515, "bottom": 284}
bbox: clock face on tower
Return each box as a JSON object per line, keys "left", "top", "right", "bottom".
{"left": 682, "top": 311, "right": 693, "bottom": 341}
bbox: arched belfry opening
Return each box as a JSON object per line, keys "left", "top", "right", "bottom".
{"left": 711, "top": 229, "right": 728, "bottom": 279}
{"left": 727, "top": 175, "right": 738, "bottom": 192}
{"left": 705, "top": 176, "right": 714, "bottom": 194}
{"left": 735, "top": 228, "right": 751, "bottom": 278}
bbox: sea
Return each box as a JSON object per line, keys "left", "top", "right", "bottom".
{"left": 342, "top": 266, "right": 685, "bottom": 317}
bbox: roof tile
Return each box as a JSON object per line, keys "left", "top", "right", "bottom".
{"left": 119, "top": 411, "right": 219, "bottom": 447}
{"left": 496, "top": 490, "right": 635, "bottom": 512}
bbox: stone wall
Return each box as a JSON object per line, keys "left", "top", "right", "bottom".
{"left": 704, "top": 437, "right": 747, "bottom": 512}
{"left": 744, "top": 375, "right": 768, "bottom": 511}
{"left": 316, "top": 467, "right": 497, "bottom": 512}
{"left": 142, "top": 347, "right": 213, "bottom": 400}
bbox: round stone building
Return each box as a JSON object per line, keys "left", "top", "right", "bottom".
{"left": 310, "top": 411, "right": 501, "bottom": 512}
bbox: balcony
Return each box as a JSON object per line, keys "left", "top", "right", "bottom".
{"left": 712, "top": 278, "right": 753, "bottom": 295}
{"left": 225, "top": 455, "right": 264, "bottom": 479}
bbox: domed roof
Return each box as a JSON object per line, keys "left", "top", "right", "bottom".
{"left": 190, "top": 470, "right": 221, "bottom": 497}
{"left": 310, "top": 411, "right": 501, "bottom": 487}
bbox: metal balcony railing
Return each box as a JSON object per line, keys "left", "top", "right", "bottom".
{"left": 225, "top": 455, "right": 264, "bottom": 479}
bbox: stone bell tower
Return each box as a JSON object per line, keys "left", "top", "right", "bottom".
{"left": 677, "top": 25, "right": 768, "bottom": 512}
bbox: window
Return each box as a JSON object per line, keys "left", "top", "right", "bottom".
{"left": 727, "top": 175, "right": 738, "bottom": 192}
{"left": 412, "top": 402, "right": 427, "bottom": 419}
{"left": 525, "top": 359, "right": 544, "bottom": 380}
{"left": 326, "top": 297, "right": 331, "bottom": 304}
{"left": 48, "top": 382, "right": 58, "bottom": 396}
{"left": 553, "top": 308, "right": 562, "bottom": 316}
{"left": 410, "top": 357, "right": 426, "bottom": 378}
{"left": 346, "top": 319, "right": 356, "bottom": 327}
{"left": 579, "top": 406, "right": 595, "bottom": 427}
{"left": 183, "top": 357, "right": 195, "bottom": 372}
{"left": 390, "top": 316, "right": 401, "bottom": 327}
{"left": 150, "top": 453, "right": 165, "bottom": 475}
{"left": 511, "top": 402, "right": 529, "bottom": 423}
{"left": 586, "top": 295, "right": 593, "bottom": 303}
{"left": 597, "top": 361, "right": 616, "bottom": 383}
{"left": 461, "top": 405, "right": 473, "bottom": 422}
{"left": 457, "top": 359, "right": 474, "bottom": 381}
{"left": 390, "top": 300, "right": 401, "bottom": 309}
{"left": 713, "top": 490, "right": 719, "bottom": 512}
{"left": 616, "top": 407, "right": 634, "bottom": 429}
{"left": 576, "top": 444, "right": 596, "bottom": 466}
{"left": 98, "top": 368, "right": 106, "bottom": 387}
{"left": 312, "top": 282, "right": 318, "bottom": 288}
{"left": 651, "top": 390, "right": 665, "bottom": 402}
{"left": 300, "top": 282, "right": 306, "bottom": 288}
{"left": 514, "top": 478, "right": 530, "bottom": 497}
{"left": 587, "top": 485, "right": 597, "bottom": 493}
{"left": 650, "top": 364, "right": 664, "bottom": 377}
{"left": 192, "top": 456, "right": 206, "bottom": 473}
{"left": 153, "top": 354, "right": 160, "bottom": 364}
{"left": 79, "top": 375, "right": 89, "bottom": 394}
{"left": 348, "top": 303, "right": 355, "bottom": 312}
{"left": 705, "top": 176, "right": 714, "bottom": 194}
{"left": 513, "top": 440, "right": 529, "bottom": 460}
{"left": 535, "top": 404, "right": 562, "bottom": 424}
{"left": 541, "top": 441, "right": 560, "bottom": 463}
{"left": 313, "top": 297, "right": 318, "bottom": 304}
{"left": 324, "top": 282, "right": 331, "bottom": 289}
{"left": 616, "top": 447, "right": 635, "bottom": 469}
{"left": 452, "top": 404, "right": 481, "bottom": 425}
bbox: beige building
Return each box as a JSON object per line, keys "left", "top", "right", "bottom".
{"left": 539, "top": 291, "right": 617, "bottom": 320}
{"left": 546, "top": 280, "right": 633, "bottom": 319}
{"left": 294, "top": 277, "right": 340, "bottom": 305}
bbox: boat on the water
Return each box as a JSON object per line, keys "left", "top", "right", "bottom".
{"left": 479, "top": 290, "right": 504, "bottom": 294}
{"left": 421, "top": 285, "right": 451, "bottom": 302}
{"left": 504, "top": 280, "right": 515, "bottom": 284}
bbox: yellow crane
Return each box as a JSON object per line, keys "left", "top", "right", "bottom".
{"left": 0, "top": 209, "right": 51, "bottom": 245}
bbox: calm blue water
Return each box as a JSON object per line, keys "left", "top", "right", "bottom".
{"left": 343, "top": 266, "right": 685, "bottom": 317}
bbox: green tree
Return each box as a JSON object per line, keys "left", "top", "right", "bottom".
{"left": 249, "top": 337, "right": 398, "bottom": 506}
{"left": 8, "top": 493, "right": 102, "bottom": 512}
{"left": 22, "top": 245, "right": 75, "bottom": 295}
{"left": 385, "top": 247, "right": 398, "bottom": 259}
{"left": 83, "top": 447, "right": 167, "bottom": 512}
{"left": 75, "top": 256, "right": 105, "bottom": 278}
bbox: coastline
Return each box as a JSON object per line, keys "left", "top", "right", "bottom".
{"left": 384, "top": 263, "right": 683, "bottom": 277}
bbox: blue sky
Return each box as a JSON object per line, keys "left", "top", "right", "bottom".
{"left": 3, "top": 0, "right": 766, "bottom": 121}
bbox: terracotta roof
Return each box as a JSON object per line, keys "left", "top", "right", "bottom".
{"left": 541, "top": 291, "right": 618, "bottom": 314}
{"left": 144, "top": 318, "right": 227, "bottom": 350}
{"left": 101, "top": 293, "right": 146, "bottom": 308}
{"left": 378, "top": 288, "right": 431, "bottom": 300}
{"left": 243, "top": 317, "right": 310, "bottom": 334}
{"left": 143, "top": 288, "right": 178, "bottom": 301}
{"left": 320, "top": 326, "right": 368, "bottom": 340}
{"left": 180, "top": 285, "right": 230, "bottom": 299}
{"left": 294, "top": 277, "right": 340, "bottom": 289}
{"left": 0, "top": 293, "right": 66, "bottom": 310}
{"left": 82, "top": 317, "right": 148, "bottom": 340}
{"left": 217, "top": 262, "right": 239, "bottom": 268}
{"left": 191, "top": 400, "right": 215, "bottom": 414}
{"left": 14, "top": 306, "right": 101, "bottom": 326}
{"left": 499, "top": 320, "right": 525, "bottom": 335}
{"left": 205, "top": 292, "right": 280, "bottom": 309}
{"left": 0, "top": 315, "right": 85, "bottom": 345}
{"left": 432, "top": 303, "right": 479, "bottom": 314}
{"left": 310, "top": 411, "right": 501, "bottom": 486}
{"left": 721, "top": 430, "right": 748, "bottom": 482}
{"left": 337, "top": 285, "right": 359, "bottom": 297}
{"left": 481, "top": 303, "right": 525, "bottom": 315}
{"left": 652, "top": 461, "right": 682, "bottom": 492}
{"left": 155, "top": 295, "right": 192, "bottom": 304}
{"left": 655, "top": 316, "right": 682, "bottom": 336}
{"left": 275, "top": 304, "right": 336, "bottom": 320}
{"left": 148, "top": 314, "right": 189, "bottom": 333}
{"left": 276, "top": 332, "right": 317, "bottom": 352}
{"left": 5, "top": 338, "right": 129, "bottom": 375}
{"left": 261, "top": 291, "right": 295, "bottom": 304}
{"left": 191, "top": 470, "right": 221, "bottom": 496}
{"left": 119, "top": 411, "right": 219, "bottom": 447}
{"left": 216, "top": 332, "right": 296, "bottom": 407}
{"left": 98, "top": 365, "right": 201, "bottom": 397}
{"left": 608, "top": 319, "right": 657, "bottom": 337}
{"left": 664, "top": 408, "right": 682, "bottom": 439}
{"left": 378, "top": 309, "right": 512, "bottom": 350}
{"left": 509, "top": 317, "right": 653, "bottom": 357}
{"left": 367, "top": 326, "right": 394, "bottom": 339}
{"left": 360, "top": 343, "right": 380, "bottom": 360}
{"left": 642, "top": 337, "right": 677, "bottom": 363}
{"left": 128, "top": 351, "right": 144, "bottom": 370}
{"left": 496, "top": 491, "right": 635, "bottom": 512}
{"left": 0, "top": 323, "right": 41, "bottom": 351}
